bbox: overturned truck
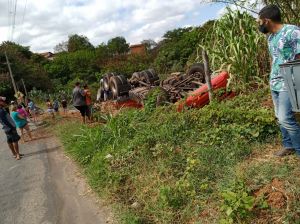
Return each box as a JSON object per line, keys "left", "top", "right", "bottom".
{"left": 97, "top": 64, "right": 234, "bottom": 111}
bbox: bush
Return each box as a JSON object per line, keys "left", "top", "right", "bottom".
{"left": 57, "top": 89, "right": 278, "bottom": 223}
{"left": 101, "top": 54, "right": 155, "bottom": 78}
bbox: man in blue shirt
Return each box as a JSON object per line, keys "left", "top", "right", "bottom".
{"left": 0, "top": 96, "right": 21, "bottom": 160}
{"left": 258, "top": 5, "right": 300, "bottom": 156}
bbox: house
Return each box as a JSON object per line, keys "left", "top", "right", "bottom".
{"left": 129, "top": 44, "right": 146, "bottom": 55}
{"left": 39, "top": 52, "right": 56, "bottom": 60}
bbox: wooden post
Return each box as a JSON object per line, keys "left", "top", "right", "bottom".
{"left": 21, "top": 78, "right": 28, "bottom": 104}
{"left": 4, "top": 51, "right": 18, "bottom": 95}
{"left": 202, "top": 49, "right": 213, "bottom": 101}
{"left": 21, "top": 79, "right": 28, "bottom": 96}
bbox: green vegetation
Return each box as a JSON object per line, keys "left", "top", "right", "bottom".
{"left": 209, "top": 0, "right": 299, "bottom": 26}
{"left": 199, "top": 10, "right": 269, "bottom": 89}
{"left": 3, "top": 2, "right": 300, "bottom": 222}
{"left": 154, "top": 21, "right": 214, "bottom": 73}
{"left": 0, "top": 42, "right": 52, "bottom": 97}
{"left": 56, "top": 90, "right": 300, "bottom": 223}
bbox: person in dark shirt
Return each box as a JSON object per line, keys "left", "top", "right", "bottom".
{"left": 72, "top": 82, "right": 87, "bottom": 123}
{"left": 61, "top": 98, "right": 68, "bottom": 115}
{"left": 0, "top": 96, "right": 22, "bottom": 160}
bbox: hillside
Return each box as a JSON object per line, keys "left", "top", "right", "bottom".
{"left": 56, "top": 90, "right": 300, "bottom": 223}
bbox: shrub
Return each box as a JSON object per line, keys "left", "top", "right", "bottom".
{"left": 57, "top": 89, "right": 278, "bottom": 223}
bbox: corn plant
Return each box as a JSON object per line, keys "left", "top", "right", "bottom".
{"left": 198, "top": 9, "right": 270, "bottom": 90}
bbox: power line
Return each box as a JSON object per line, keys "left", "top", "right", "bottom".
{"left": 17, "top": 0, "right": 28, "bottom": 43}
{"left": 11, "top": 0, "right": 18, "bottom": 41}
{"left": 7, "top": 0, "right": 12, "bottom": 40}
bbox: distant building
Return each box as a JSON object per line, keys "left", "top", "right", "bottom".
{"left": 39, "top": 52, "right": 55, "bottom": 60}
{"left": 129, "top": 44, "right": 146, "bottom": 55}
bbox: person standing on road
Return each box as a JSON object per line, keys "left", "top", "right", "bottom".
{"left": 27, "top": 99, "right": 38, "bottom": 122}
{"left": 0, "top": 97, "right": 22, "bottom": 160}
{"left": 17, "top": 104, "right": 31, "bottom": 122}
{"left": 258, "top": 5, "right": 300, "bottom": 157}
{"left": 83, "top": 84, "right": 92, "bottom": 122}
{"left": 46, "top": 99, "right": 55, "bottom": 119}
{"left": 11, "top": 105, "right": 33, "bottom": 142}
{"left": 72, "top": 82, "right": 87, "bottom": 124}
{"left": 53, "top": 99, "right": 59, "bottom": 113}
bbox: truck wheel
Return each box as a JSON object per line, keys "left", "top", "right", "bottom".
{"left": 187, "top": 63, "right": 207, "bottom": 83}
{"left": 144, "top": 69, "right": 159, "bottom": 84}
{"left": 103, "top": 73, "right": 115, "bottom": 91}
{"left": 109, "top": 75, "right": 131, "bottom": 99}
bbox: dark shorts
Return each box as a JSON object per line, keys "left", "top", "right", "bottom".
{"left": 6, "top": 129, "right": 21, "bottom": 143}
{"left": 86, "top": 105, "right": 92, "bottom": 117}
{"left": 75, "top": 106, "right": 87, "bottom": 117}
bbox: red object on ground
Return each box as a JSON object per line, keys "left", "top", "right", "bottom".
{"left": 114, "top": 99, "right": 143, "bottom": 109}
{"left": 177, "top": 71, "right": 233, "bottom": 112}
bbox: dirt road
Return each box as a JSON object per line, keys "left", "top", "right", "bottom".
{"left": 0, "top": 125, "right": 112, "bottom": 224}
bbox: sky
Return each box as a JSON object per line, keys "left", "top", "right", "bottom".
{"left": 0, "top": 0, "right": 226, "bottom": 53}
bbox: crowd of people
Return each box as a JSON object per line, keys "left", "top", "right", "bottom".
{"left": 0, "top": 92, "right": 69, "bottom": 161}
{"left": 0, "top": 97, "right": 28, "bottom": 160}
{"left": 0, "top": 81, "right": 94, "bottom": 160}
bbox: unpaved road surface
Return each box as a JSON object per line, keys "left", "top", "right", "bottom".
{"left": 0, "top": 126, "right": 113, "bottom": 224}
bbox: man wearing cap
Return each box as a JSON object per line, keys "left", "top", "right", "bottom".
{"left": 258, "top": 5, "right": 300, "bottom": 157}
{"left": 0, "top": 96, "right": 22, "bottom": 160}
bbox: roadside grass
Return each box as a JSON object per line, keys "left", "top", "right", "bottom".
{"left": 55, "top": 89, "right": 300, "bottom": 223}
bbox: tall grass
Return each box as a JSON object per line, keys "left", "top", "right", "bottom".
{"left": 198, "top": 10, "right": 270, "bottom": 90}
{"left": 57, "top": 89, "right": 278, "bottom": 223}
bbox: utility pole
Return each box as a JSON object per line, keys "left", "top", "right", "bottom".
{"left": 21, "top": 78, "right": 28, "bottom": 103}
{"left": 4, "top": 51, "right": 18, "bottom": 95}
{"left": 21, "top": 78, "right": 28, "bottom": 96}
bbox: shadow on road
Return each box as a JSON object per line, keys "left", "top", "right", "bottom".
{"left": 24, "top": 146, "right": 61, "bottom": 157}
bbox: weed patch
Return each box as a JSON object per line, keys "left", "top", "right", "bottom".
{"left": 56, "top": 89, "right": 290, "bottom": 223}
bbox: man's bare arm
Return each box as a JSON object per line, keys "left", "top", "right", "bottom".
{"left": 296, "top": 54, "right": 300, "bottom": 60}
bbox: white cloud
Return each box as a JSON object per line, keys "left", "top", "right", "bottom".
{"left": 0, "top": 0, "right": 218, "bottom": 52}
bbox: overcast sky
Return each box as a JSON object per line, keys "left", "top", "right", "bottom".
{"left": 0, "top": 0, "right": 225, "bottom": 52}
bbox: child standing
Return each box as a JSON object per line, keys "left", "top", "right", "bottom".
{"left": 53, "top": 99, "right": 59, "bottom": 113}
{"left": 17, "top": 105, "right": 31, "bottom": 122}
{"left": 46, "top": 99, "right": 55, "bottom": 119}
{"left": 27, "top": 99, "right": 37, "bottom": 122}
{"left": 11, "top": 105, "right": 33, "bottom": 142}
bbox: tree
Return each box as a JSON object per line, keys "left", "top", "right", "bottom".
{"left": 0, "top": 41, "right": 52, "bottom": 98}
{"left": 262, "top": 0, "right": 299, "bottom": 25}
{"left": 54, "top": 41, "right": 68, "bottom": 53}
{"left": 67, "top": 34, "right": 94, "bottom": 52}
{"left": 107, "top": 36, "right": 129, "bottom": 55}
{"left": 95, "top": 43, "right": 110, "bottom": 61}
{"left": 141, "top": 39, "right": 158, "bottom": 51}
{"left": 154, "top": 22, "right": 215, "bottom": 73}
{"left": 205, "top": 0, "right": 299, "bottom": 25}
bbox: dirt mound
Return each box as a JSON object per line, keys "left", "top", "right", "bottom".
{"left": 254, "top": 178, "right": 287, "bottom": 209}
{"left": 94, "top": 102, "right": 120, "bottom": 116}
